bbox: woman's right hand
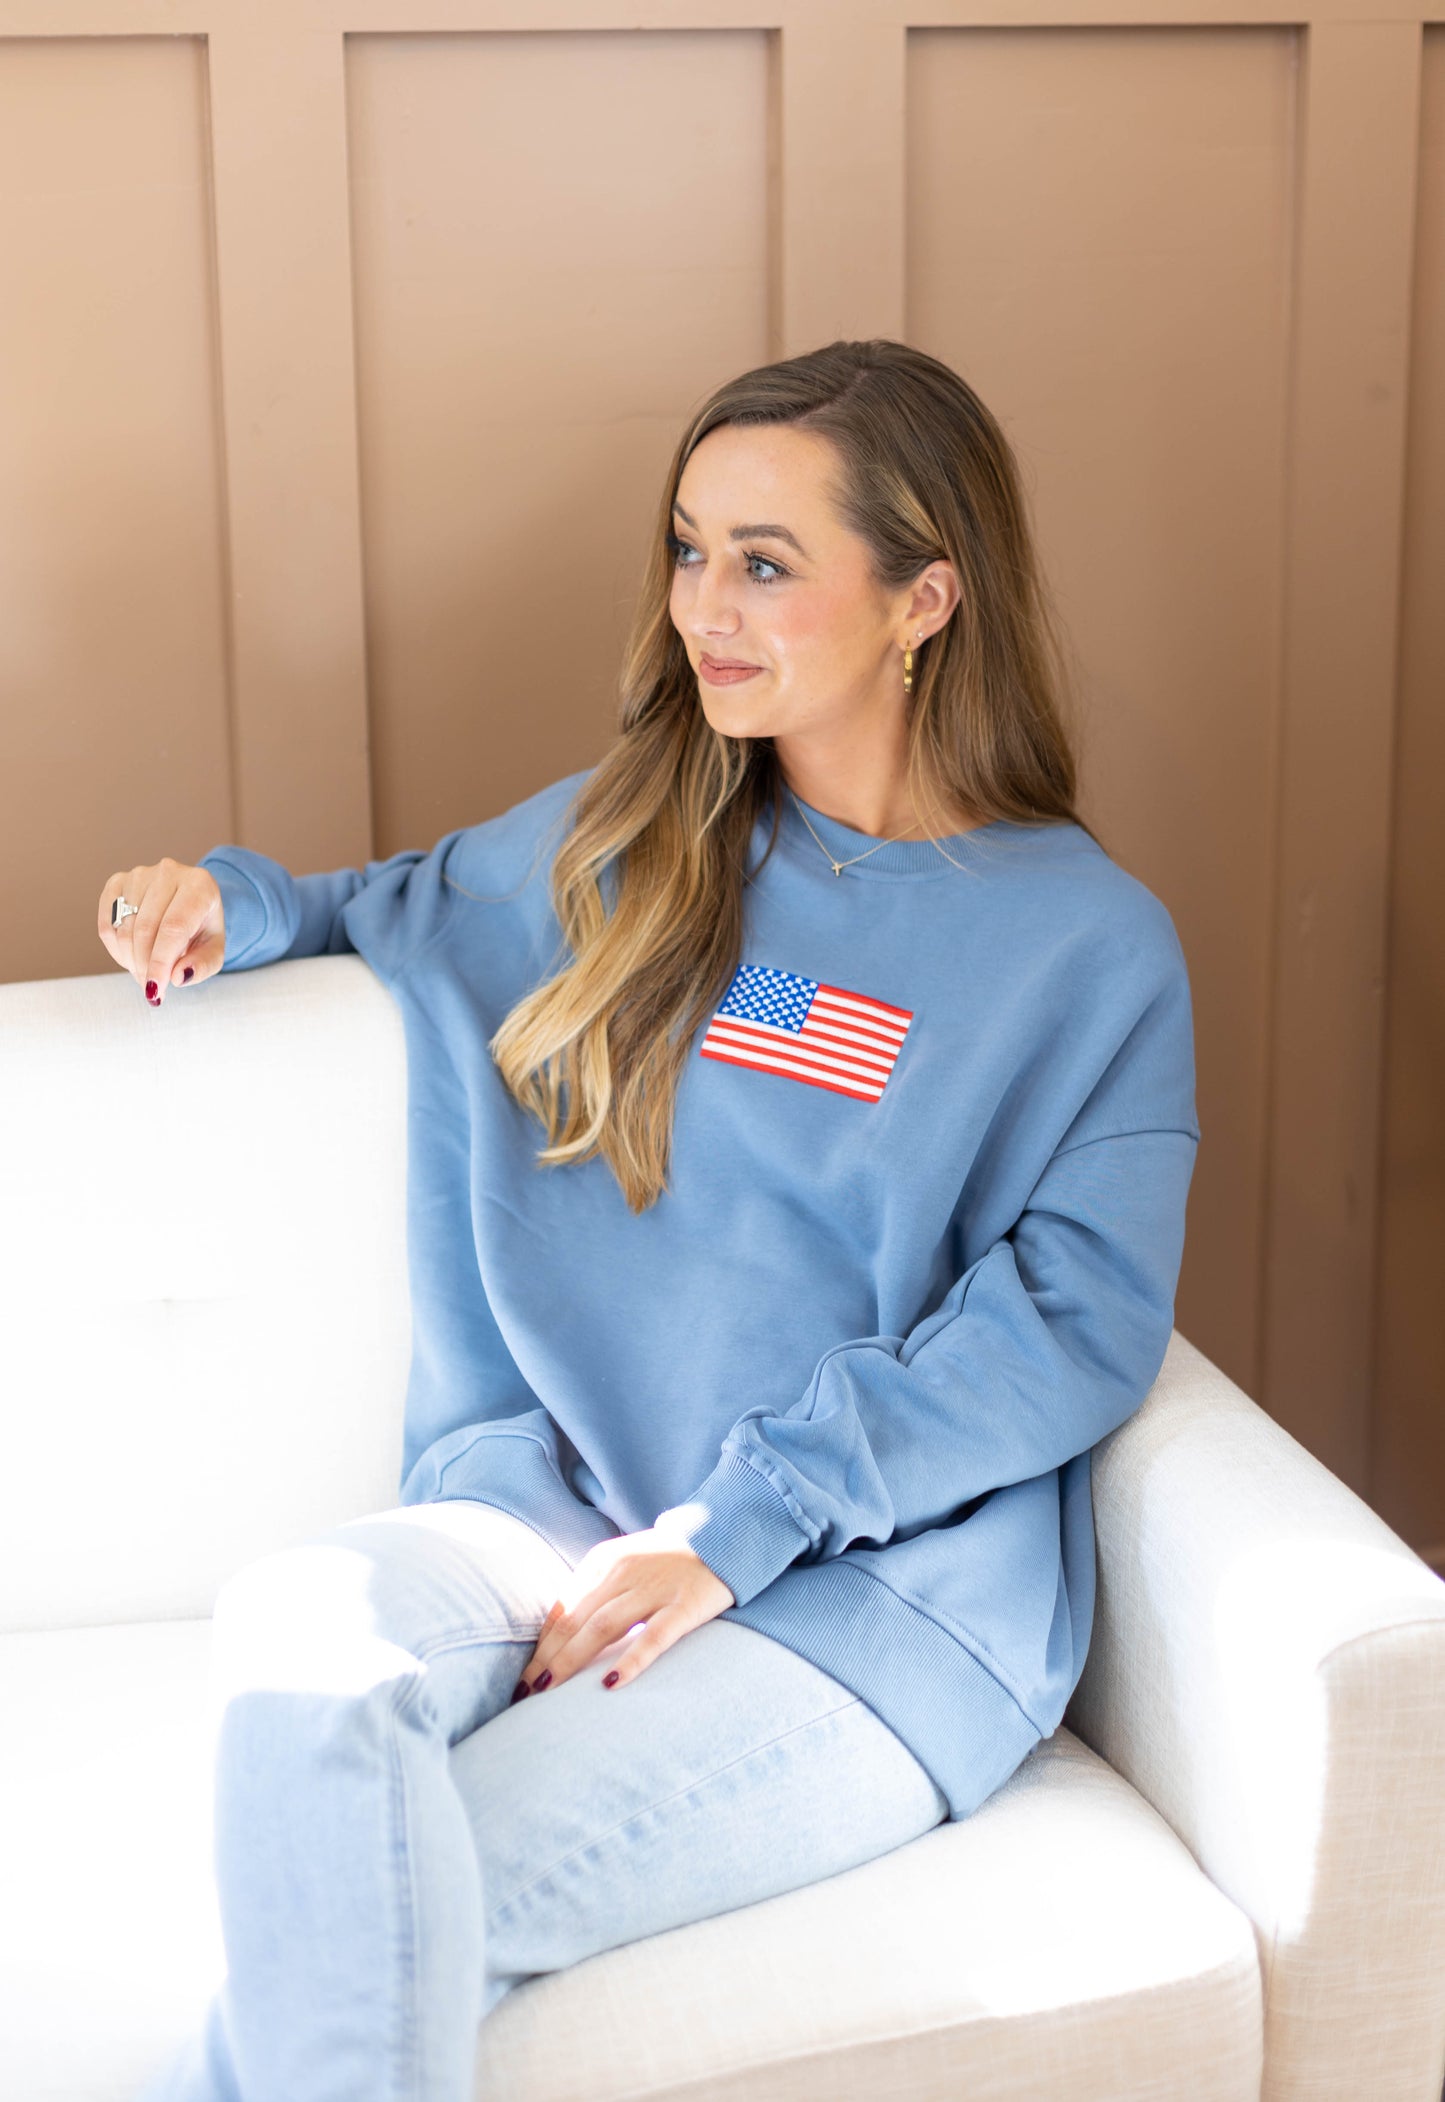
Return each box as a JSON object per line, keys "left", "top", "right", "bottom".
{"left": 97, "top": 858, "right": 226, "bottom": 1008}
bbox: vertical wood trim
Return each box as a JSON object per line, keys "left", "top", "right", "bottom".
{"left": 777, "top": 8, "right": 906, "bottom": 353}
{"left": 206, "top": 24, "right": 373, "bottom": 863}
{"left": 1264, "top": 18, "right": 1422, "bottom": 1490}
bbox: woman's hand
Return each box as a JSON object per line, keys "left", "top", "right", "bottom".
{"left": 514, "top": 1526, "right": 735, "bottom": 1698}
{"left": 97, "top": 858, "right": 226, "bottom": 1006}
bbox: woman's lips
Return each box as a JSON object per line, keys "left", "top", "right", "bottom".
{"left": 699, "top": 658, "right": 764, "bottom": 686}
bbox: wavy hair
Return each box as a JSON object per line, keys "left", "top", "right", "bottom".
{"left": 490, "top": 338, "right": 1098, "bottom": 1213}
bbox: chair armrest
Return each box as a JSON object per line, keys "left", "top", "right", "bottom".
{"left": 1064, "top": 1330, "right": 1445, "bottom": 2102}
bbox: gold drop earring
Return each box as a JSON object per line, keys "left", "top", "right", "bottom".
{"left": 903, "top": 630, "right": 923, "bottom": 694}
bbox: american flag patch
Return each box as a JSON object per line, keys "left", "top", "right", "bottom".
{"left": 698, "top": 964, "right": 914, "bottom": 1103}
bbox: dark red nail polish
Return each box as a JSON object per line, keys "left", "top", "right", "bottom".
{"left": 183, "top": 966, "right": 194, "bottom": 983}
{"left": 145, "top": 981, "right": 157, "bottom": 1000}
{"left": 534, "top": 1669, "right": 552, "bottom": 1691}
{"left": 510, "top": 1681, "right": 529, "bottom": 1702}
{"left": 603, "top": 1671, "right": 620, "bottom": 1688}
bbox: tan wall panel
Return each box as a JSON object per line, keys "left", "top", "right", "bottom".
{"left": 1262, "top": 20, "right": 1419, "bottom": 1489}
{"left": 1373, "top": 25, "right": 1445, "bottom": 1551}
{"left": 344, "top": 29, "right": 773, "bottom": 845}
{"left": 0, "top": 35, "right": 233, "bottom": 985}
{"left": 907, "top": 24, "right": 1297, "bottom": 1397}
{"left": 205, "top": 24, "right": 373, "bottom": 869}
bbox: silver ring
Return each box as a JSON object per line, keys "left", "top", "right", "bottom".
{"left": 112, "top": 895, "right": 139, "bottom": 928}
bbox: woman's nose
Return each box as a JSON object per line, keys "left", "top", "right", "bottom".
{"left": 690, "top": 576, "right": 744, "bottom": 630}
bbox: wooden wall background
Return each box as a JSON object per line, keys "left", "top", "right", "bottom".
{"left": 1, "top": 1, "right": 1441, "bottom": 1564}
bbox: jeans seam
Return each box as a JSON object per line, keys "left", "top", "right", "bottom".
{"left": 380, "top": 1622, "right": 538, "bottom": 2085}
{"left": 489, "top": 1692, "right": 864, "bottom": 1925}
{"left": 417, "top": 1623, "right": 544, "bottom": 1659}
{"left": 386, "top": 1676, "right": 420, "bottom": 2102}
{"left": 385, "top": 1632, "right": 533, "bottom": 2097}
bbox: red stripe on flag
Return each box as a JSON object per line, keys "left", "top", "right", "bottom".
{"left": 812, "top": 981, "right": 915, "bottom": 1023}
{"left": 697, "top": 1043, "right": 887, "bottom": 1103}
{"left": 700, "top": 1024, "right": 895, "bottom": 1093}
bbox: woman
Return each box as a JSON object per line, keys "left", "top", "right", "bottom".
{"left": 106, "top": 338, "right": 1200, "bottom": 2102}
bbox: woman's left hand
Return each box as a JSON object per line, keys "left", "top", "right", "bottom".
{"left": 514, "top": 1525, "right": 735, "bottom": 1697}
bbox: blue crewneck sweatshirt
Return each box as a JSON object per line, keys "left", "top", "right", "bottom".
{"left": 199, "top": 768, "right": 1200, "bottom": 1822}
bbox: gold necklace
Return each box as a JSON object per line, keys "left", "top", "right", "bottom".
{"left": 788, "top": 790, "right": 972, "bottom": 875}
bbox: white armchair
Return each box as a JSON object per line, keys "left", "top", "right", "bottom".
{"left": 4, "top": 955, "right": 1444, "bottom": 2102}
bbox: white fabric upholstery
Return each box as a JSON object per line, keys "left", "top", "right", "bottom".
{"left": 0, "top": 960, "right": 412, "bottom": 1631}
{"left": 1065, "top": 1338, "right": 1445, "bottom": 2100}
{"left": 1, "top": 960, "right": 1441, "bottom": 2100}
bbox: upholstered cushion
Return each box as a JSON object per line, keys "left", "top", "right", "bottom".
{"left": 0, "top": 961, "right": 412, "bottom": 1636}
{"left": 0, "top": 1618, "right": 1260, "bottom": 2102}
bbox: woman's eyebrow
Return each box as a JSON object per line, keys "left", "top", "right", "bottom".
{"left": 671, "top": 501, "right": 810, "bottom": 560}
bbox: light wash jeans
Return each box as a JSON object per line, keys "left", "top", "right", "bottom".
{"left": 136, "top": 1497, "right": 948, "bottom": 2102}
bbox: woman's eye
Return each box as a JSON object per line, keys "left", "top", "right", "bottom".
{"left": 666, "top": 533, "right": 787, "bottom": 585}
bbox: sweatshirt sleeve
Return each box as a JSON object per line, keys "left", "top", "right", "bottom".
{"left": 199, "top": 829, "right": 472, "bottom": 989}
{"left": 655, "top": 1119, "right": 1198, "bottom": 1607}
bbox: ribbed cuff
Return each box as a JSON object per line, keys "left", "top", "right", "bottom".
{"left": 655, "top": 1449, "right": 811, "bottom": 1608}
{"left": 199, "top": 850, "right": 270, "bottom": 968}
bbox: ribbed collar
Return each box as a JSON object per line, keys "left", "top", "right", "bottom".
{"left": 760, "top": 787, "right": 1062, "bottom": 882}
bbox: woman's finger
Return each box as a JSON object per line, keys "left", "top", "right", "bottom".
{"left": 518, "top": 1582, "right": 648, "bottom": 1695}
{"left": 97, "top": 868, "right": 151, "bottom": 982}
{"left": 597, "top": 1605, "right": 684, "bottom": 1689}
{"left": 126, "top": 864, "right": 182, "bottom": 1001}
{"left": 515, "top": 1599, "right": 564, "bottom": 1682}
{"left": 516, "top": 1589, "right": 588, "bottom": 1683}
{"left": 134, "top": 862, "right": 199, "bottom": 1006}
{"left": 519, "top": 1541, "right": 629, "bottom": 1678}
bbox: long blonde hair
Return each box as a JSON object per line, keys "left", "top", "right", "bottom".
{"left": 490, "top": 338, "right": 1097, "bottom": 1213}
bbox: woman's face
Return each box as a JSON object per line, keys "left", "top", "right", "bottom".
{"left": 668, "top": 421, "right": 956, "bottom": 746}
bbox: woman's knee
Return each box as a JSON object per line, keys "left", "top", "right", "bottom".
{"left": 205, "top": 1502, "right": 561, "bottom": 1717}
{"left": 208, "top": 1530, "right": 415, "bottom": 1713}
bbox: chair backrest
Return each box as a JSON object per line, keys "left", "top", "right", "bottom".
{"left": 0, "top": 957, "right": 413, "bottom": 1632}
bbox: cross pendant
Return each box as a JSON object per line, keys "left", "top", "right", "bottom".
{"left": 831, "top": 862, "right": 843, "bottom": 876}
